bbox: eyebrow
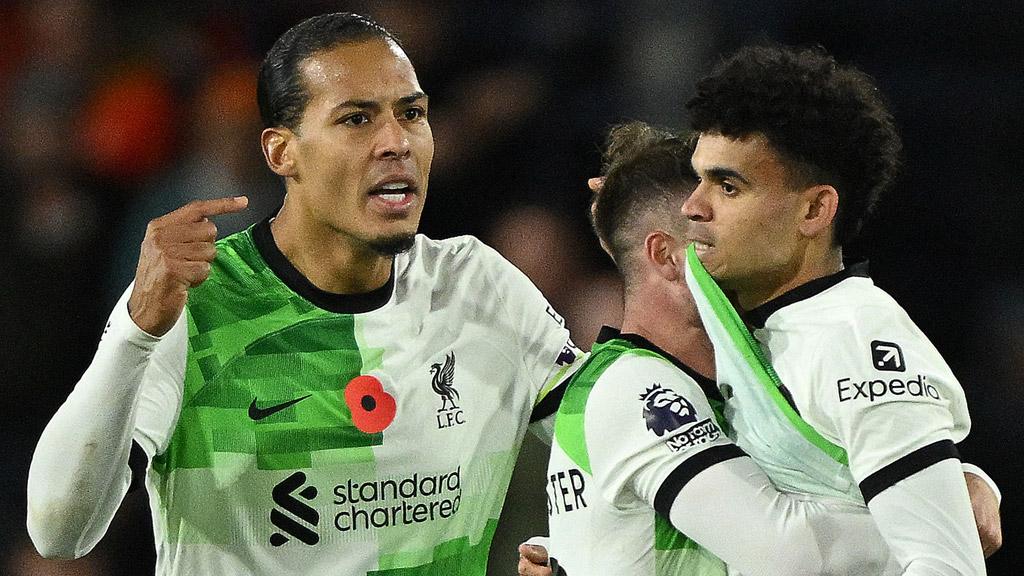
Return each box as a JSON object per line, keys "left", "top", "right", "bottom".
{"left": 331, "top": 91, "right": 428, "bottom": 114}
{"left": 398, "top": 91, "right": 428, "bottom": 105}
{"left": 704, "top": 166, "right": 751, "bottom": 186}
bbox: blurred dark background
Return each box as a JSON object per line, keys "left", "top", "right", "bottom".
{"left": 1, "top": 1, "right": 1020, "bottom": 573}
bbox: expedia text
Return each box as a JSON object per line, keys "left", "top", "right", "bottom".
{"left": 837, "top": 375, "right": 940, "bottom": 403}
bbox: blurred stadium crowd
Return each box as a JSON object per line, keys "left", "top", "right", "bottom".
{"left": 1, "top": 1, "right": 1020, "bottom": 574}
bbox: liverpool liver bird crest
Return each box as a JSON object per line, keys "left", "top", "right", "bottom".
{"left": 430, "top": 352, "right": 459, "bottom": 411}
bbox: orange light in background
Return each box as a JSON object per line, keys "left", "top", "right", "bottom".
{"left": 76, "top": 67, "right": 177, "bottom": 186}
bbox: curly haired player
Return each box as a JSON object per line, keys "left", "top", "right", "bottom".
{"left": 683, "top": 43, "right": 988, "bottom": 575}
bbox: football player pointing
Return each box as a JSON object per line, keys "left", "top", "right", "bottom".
{"left": 28, "top": 13, "right": 585, "bottom": 575}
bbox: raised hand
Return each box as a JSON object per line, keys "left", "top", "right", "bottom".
{"left": 127, "top": 196, "right": 248, "bottom": 336}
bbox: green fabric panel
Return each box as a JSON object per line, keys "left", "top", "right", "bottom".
{"left": 553, "top": 340, "right": 625, "bottom": 475}
{"left": 245, "top": 315, "right": 359, "bottom": 355}
{"left": 653, "top": 513, "right": 697, "bottom": 551}
{"left": 255, "top": 425, "right": 382, "bottom": 454}
{"left": 654, "top": 515, "right": 727, "bottom": 575}
{"left": 152, "top": 227, "right": 384, "bottom": 476}
{"left": 370, "top": 518, "right": 497, "bottom": 575}
{"left": 554, "top": 340, "right": 671, "bottom": 476}
{"left": 685, "top": 245, "right": 848, "bottom": 465}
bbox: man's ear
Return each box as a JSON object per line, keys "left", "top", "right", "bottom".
{"left": 799, "top": 184, "right": 839, "bottom": 238}
{"left": 644, "top": 230, "right": 682, "bottom": 282}
{"left": 261, "top": 127, "right": 299, "bottom": 178}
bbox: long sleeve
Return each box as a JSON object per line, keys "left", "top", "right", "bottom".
{"left": 803, "top": 306, "right": 985, "bottom": 575}
{"left": 26, "top": 286, "right": 185, "bottom": 558}
{"left": 581, "top": 354, "right": 898, "bottom": 575}
{"left": 867, "top": 459, "right": 986, "bottom": 575}
{"left": 665, "top": 456, "right": 898, "bottom": 575}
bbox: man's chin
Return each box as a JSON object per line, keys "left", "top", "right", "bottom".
{"left": 368, "top": 233, "right": 416, "bottom": 256}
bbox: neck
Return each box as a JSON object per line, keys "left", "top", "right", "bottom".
{"left": 270, "top": 200, "right": 393, "bottom": 294}
{"left": 620, "top": 281, "right": 716, "bottom": 380}
{"left": 734, "top": 243, "right": 843, "bottom": 312}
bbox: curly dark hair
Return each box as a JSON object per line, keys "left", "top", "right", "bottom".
{"left": 592, "top": 121, "right": 697, "bottom": 279}
{"left": 257, "top": 13, "right": 403, "bottom": 131}
{"left": 687, "top": 43, "right": 901, "bottom": 247}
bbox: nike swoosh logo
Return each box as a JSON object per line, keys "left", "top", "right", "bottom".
{"left": 249, "top": 395, "right": 312, "bottom": 421}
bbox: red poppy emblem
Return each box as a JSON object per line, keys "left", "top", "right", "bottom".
{"left": 344, "top": 375, "right": 397, "bottom": 433}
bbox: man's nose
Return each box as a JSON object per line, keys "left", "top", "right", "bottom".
{"left": 682, "top": 184, "right": 710, "bottom": 222}
{"left": 374, "top": 117, "right": 411, "bottom": 159}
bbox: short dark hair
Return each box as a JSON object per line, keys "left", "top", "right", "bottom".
{"left": 592, "top": 121, "right": 697, "bottom": 278}
{"left": 257, "top": 12, "right": 402, "bottom": 131}
{"left": 687, "top": 43, "right": 901, "bottom": 247}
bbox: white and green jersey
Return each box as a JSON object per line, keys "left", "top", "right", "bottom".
{"left": 683, "top": 246, "right": 860, "bottom": 501}
{"left": 684, "top": 245, "right": 983, "bottom": 574}
{"left": 547, "top": 329, "right": 738, "bottom": 576}
{"left": 109, "top": 219, "right": 583, "bottom": 575}
{"left": 684, "top": 244, "right": 971, "bottom": 499}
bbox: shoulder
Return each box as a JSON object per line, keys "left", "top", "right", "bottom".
{"left": 586, "top": 349, "right": 708, "bottom": 417}
{"left": 407, "top": 233, "right": 491, "bottom": 258}
{"left": 599, "top": 350, "right": 679, "bottom": 385}
{"left": 400, "top": 234, "right": 507, "bottom": 272}
{"left": 192, "top": 226, "right": 284, "bottom": 305}
{"left": 561, "top": 347, "right": 666, "bottom": 411}
{"left": 776, "top": 278, "right": 919, "bottom": 342}
{"left": 203, "top": 228, "right": 263, "bottom": 287}
{"left": 400, "top": 234, "right": 539, "bottom": 300}
{"left": 785, "top": 280, "right": 961, "bottom": 410}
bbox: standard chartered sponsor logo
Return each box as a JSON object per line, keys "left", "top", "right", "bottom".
{"left": 332, "top": 467, "right": 462, "bottom": 532}
{"left": 270, "top": 472, "right": 320, "bottom": 546}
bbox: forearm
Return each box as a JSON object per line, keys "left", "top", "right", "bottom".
{"left": 27, "top": 299, "right": 157, "bottom": 558}
{"left": 868, "top": 459, "right": 986, "bottom": 575}
{"left": 667, "top": 457, "right": 832, "bottom": 576}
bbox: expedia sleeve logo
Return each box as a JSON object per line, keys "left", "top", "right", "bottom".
{"left": 871, "top": 340, "right": 906, "bottom": 372}
{"left": 837, "top": 375, "right": 941, "bottom": 403}
{"left": 639, "top": 384, "right": 721, "bottom": 452}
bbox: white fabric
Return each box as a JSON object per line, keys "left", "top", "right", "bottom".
{"left": 751, "top": 277, "right": 984, "bottom": 574}
{"left": 548, "top": 351, "right": 732, "bottom": 575}
{"left": 756, "top": 277, "right": 971, "bottom": 483}
{"left": 673, "top": 458, "right": 899, "bottom": 576}
{"left": 869, "top": 459, "right": 987, "bottom": 575}
{"left": 548, "top": 349, "right": 899, "bottom": 575}
{"left": 685, "top": 251, "right": 985, "bottom": 575}
{"left": 748, "top": 276, "right": 984, "bottom": 575}
{"left": 685, "top": 258, "right": 862, "bottom": 502}
{"left": 588, "top": 356, "right": 734, "bottom": 509}
{"left": 27, "top": 233, "right": 585, "bottom": 575}
{"left": 26, "top": 284, "right": 181, "bottom": 558}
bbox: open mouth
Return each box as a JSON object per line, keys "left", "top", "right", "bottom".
{"left": 686, "top": 234, "right": 714, "bottom": 251}
{"left": 368, "top": 180, "right": 418, "bottom": 212}
{"left": 371, "top": 181, "right": 415, "bottom": 202}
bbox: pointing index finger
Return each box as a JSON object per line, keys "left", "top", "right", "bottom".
{"left": 179, "top": 196, "right": 249, "bottom": 222}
